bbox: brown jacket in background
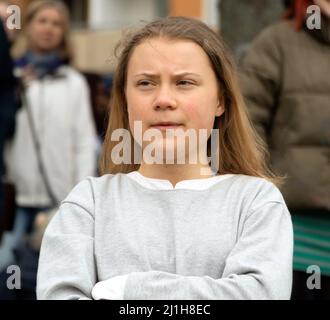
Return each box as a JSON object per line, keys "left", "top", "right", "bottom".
{"left": 240, "top": 19, "right": 330, "bottom": 210}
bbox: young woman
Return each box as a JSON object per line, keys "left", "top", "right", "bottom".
{"left": 0, "top": 0, "right": 97, "bottom": 271}
{"left": 37, "top": 16, "right": 293, "bottom": 300}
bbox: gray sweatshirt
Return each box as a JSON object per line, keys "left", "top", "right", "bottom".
{"left": 37, "top": 172, "right": 293, "bottom": 300}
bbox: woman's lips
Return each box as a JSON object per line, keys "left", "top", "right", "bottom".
{"left": 151, "top": 124, "right": 183, "bottom": 131}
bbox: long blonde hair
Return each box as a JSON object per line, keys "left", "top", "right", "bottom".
{"left": 100, "top": 16, "right": 285, "bottom": 187}
{"left": 13, "top": 0, "right": 72, "bottom": 62}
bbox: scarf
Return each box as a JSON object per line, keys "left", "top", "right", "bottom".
{"left": 15, "top": 50, "right": 64, "bottom": 79}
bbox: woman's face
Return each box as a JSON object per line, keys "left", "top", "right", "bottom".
{"left": 125, "top": 37, "right": 225, "bottom": 162}
{"left": 27, "top": 7, "right": 64, "bottom": 54}
{"left": 314, "top": 0, "right": 330, "bottom": 17}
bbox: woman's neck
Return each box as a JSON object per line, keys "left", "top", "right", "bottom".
{"left": 138, "top": 163, "right": 215, "bottom": 187}
{"left": 28, "top": 46, "right": 58, "bottom": 56}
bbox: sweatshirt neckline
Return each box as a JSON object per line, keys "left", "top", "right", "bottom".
{"left": 126, "top": 171, "right": 235, "bottom": 191}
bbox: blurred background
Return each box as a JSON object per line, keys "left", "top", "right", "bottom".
{"left": 6, "top": 0, "right": 284, "bottom": 73}
{"left": 2, "top": 0, "right": 285, "bottom": 137}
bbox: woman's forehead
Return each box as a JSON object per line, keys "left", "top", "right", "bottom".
{"left": 127, "top": 38, "right": 212, "bottom": 74}
{"left": 33, "top": 7, "right": 62, "bottom": 20}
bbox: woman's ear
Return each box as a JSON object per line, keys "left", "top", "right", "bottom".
{"left": 215, "top": 96, "right": 225, "bottom": 117}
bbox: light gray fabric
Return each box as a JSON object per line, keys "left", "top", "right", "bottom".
{"left": 37, "top": 173, "right": 293, "bottom": 300}
{"left": 5, "top": 66, "right": 97, "bottom": 207}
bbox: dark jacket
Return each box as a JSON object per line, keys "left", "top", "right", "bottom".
{"left": 0, "top": 20, "right": 17, "bottom": 177}
{"left": 0, "top": 19, "right": 17, "bottom": 126}
{"left": 0, "top": 20, "right": 15, "bottom": 91}
{"left": 240, "top": 18, "right": 330, "bottom": 210}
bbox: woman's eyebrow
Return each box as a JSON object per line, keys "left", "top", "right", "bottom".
{"left": 173, "top": 72, "right": 202, "bottom": 78}
{"left": 133, "top": 72, "right": 159, "bottom": 78}
{"left": 133, "top": 72, "right": 201, "bottom": 78}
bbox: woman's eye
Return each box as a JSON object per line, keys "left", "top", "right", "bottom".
{"left": 177, "top": 80, "right": 194, "bottom": 86}
{"left": 137, "top": 80, "right": 153, "bottom": 87}
{"left": 52, "top": 21, "right": 62, "bottom": 28}
{"left": 38, "top": 18, "right": 47, "bottom": 24}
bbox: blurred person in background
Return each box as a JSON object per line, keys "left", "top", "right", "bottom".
{"left": 0, "top": 0, "right": 97, "bottom": 297}
{"left": 0, "top": 1, "right": 18, "bottom": 236}
{"left": 240, "top": 0, "right": 330, "bottom": 299}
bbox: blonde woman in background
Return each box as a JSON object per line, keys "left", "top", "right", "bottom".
{"left": 0, "top": 0, "right": 97, "bottom": 289}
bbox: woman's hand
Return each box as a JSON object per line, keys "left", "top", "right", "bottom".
{"left": 91, "top": 274, "right": 129, "bottom": 300}
{"left": 21, "top": 65, "right": 36, "bottom": 86}
{"left": 314, "top": 0, "right": 330, "bottom": 18}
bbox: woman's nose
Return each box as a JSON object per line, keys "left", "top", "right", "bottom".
{"left": 153, "top": 86, "right": 177, "bottom": 110}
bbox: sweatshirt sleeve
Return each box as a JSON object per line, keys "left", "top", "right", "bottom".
{"left": 239, "top": 24, "right": 283, "bottom": 146}
{"left": 37, "top": 178, "right": 96, "bottom": 300}
{"left": 122, "top": 200, "right": 293, "bottom": 300}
